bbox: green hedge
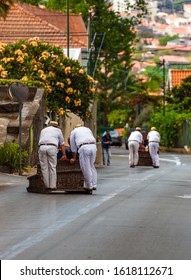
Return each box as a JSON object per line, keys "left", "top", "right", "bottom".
{"left": 0, "top": 141, "right": 28, "bottom": 171}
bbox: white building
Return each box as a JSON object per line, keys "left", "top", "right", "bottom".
{"left": 112, "top": 0, "right": 135, "bottom": 13}
{"left": 147, "top": 1, "right": 158, "bottom": 18}
{"left": 184, "top": 4, "right": 191, "bottom": 18}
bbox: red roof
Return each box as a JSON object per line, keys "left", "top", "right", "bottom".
{"left": 169, "top": 69, "right": 191, "bottom": 88}
{"left": 0, "top": 2, "right": 88, "bottom": 48}
{"left": 160, "top": 55, "right": 189, "bottom": 64}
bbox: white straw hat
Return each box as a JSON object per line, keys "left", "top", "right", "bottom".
{"left": 76, "top": 123, "right": 83, "bottom": 128}
{"left": 49, "top": 121, "right": 59, "bottom": 127}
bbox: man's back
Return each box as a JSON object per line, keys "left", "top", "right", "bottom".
{"left": 39, "top": 126, "right": 64, "bottom": 147}
{"left": 128, "top": 130, "right": 143, "bottom": 143}
{"left": 70, "top": 126, "right": 96, "bottom": 152}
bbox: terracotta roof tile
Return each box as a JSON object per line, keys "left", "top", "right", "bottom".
{"left": 160, "top": 55, "right": 189, "bottom": 64}
{"left": 172, "top": 27, "right": 190, "bottom": 35}
{"left": 169, "top": 69, "right": 191, "bottom": 88}
{"left": 0, "top": 2, "right": 88, "bottom": 48}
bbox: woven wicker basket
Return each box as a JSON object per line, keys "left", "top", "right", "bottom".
{"left": 27, "top": 160, "right": 87, "bottom": 193}
{"left": 137, "top": 150, "right": 152, "bottom": 166}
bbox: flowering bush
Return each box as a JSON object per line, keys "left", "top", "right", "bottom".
{"left": 0, "top": 37, "right": 96, "bottom": 120}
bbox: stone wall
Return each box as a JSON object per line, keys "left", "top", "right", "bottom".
{"left": 0, "top": 86, "right": 102, "bottom": 168}
{"left": 0, "top": 86, "right": 46, "bottom": 167}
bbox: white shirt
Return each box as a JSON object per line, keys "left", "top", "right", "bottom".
{"left": 128, "top": 131, "right": 143, "bottom": 143}
{"left": 70, "top": 126, "right": 96, "bottom": 153}
{"left": 38, "top": 126, "right": 65, "bottom": 147}
{"left": 147, "top": 131, "right": 160, "bottom": 143}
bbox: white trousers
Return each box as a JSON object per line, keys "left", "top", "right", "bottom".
{"left": 148, "top": 142, "right": 159, "bottom": 167}
{"left": 38, "top": 145, "right": 57, "bottom": 189}
{"left": 128, "top": 141, "right": 139, "bottom": 166}
{"left": 79, "top": 144, "right": 97, "bottom": 189}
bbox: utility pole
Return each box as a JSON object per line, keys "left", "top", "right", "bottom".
{"left": 66, "top": 0, "right": 69, "bottom": 57}
{"left": 87, "top": 7, "right": 94, "bottom": 76}
{"left": 86, "top": 8, "right": 96, "bottom": 136}
{"left": 162, "top": 59, "right": 166, "bottom": 116}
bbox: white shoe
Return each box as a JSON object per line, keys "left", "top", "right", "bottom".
{"left": 83, "top": 186, "right": 91, "bottom": 190}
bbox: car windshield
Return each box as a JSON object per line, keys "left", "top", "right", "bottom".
{"left": 103, "top": 131, "right": 119, "bottom": 137}
{"left": 109, "top": 131, "right": 119, "bottom": 137}
{"left": 102, "top": 131, "right": 121, "bottom": 137}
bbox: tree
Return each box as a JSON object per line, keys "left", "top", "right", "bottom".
{"left": 19, "top": 0, "right": 49, "bottom": 5}
{"left": 0, "top": 0, "right": 14, "bottom": 18}
{"left": 12, "top": 0, "right": 149, "bottom": 127}
{"left": 166, "top": 75, "right": 191, "bottom": 112}
{"left": 159, "top": 35, "right": 179, "bottom": 46}
{"left": 172, "top": 0, "right": 184, "bottom": 13}
{"left": 148, "top": 74, "right": 191, "bottom": 147}
{"left": 46, "top": 0, "right": 89, "bottom": 15}
{"left": 0, "top": 38, "right": 96, "bottom": 120}
{"left": 157, "top": 0, "right": 173, "bottom": 13}
{"left": 44, "top": 0, "right": 148, "bottom": 127}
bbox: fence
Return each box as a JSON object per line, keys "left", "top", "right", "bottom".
{"left": 178, "top": 119, "right": 191, "bottom": 148}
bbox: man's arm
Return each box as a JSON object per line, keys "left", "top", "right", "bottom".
{"left": 60, "top": 144, "right": 67, "bottom": 160}
{"left": 70, "top": 152, "right": 77, "bottom": 164}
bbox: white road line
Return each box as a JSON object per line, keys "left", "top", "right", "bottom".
{"left": 176, "top": 194, "right": 191, "bottom": 199}
{"left": 160, "top": 158, "right": 181, "bottom": 165}
{"left": 0, "top": 184, "right": 129, "bottom": 259}
{"left": 112, "top": 154, "right": 182, "bottom": 165}
{"left": 0, "top": 183, "right": 17, "bottom": 185}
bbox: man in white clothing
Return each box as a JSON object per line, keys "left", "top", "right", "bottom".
{"left": 147, "top": 127, "right": 160, "bottom": 168}
{"left": 38, "top": 121, "right": 66, "bottom": 190}
{"left": 70, "top": 124, "right": 97, "bottom": 191}
{"left": 128, "top": 127, "right": 143, "bottom": 167}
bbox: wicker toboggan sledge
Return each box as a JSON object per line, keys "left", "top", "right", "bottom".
{"left": 27, "top": 160, "right": 92, "bottom": 194}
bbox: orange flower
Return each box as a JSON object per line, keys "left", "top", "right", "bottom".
{"left": 57, "top": 108, "right": 65, "bottom": 115}
{"left": 85, "top": 111, "right": 91, "bottom": 118}
{"left": 64, "top": 67, "right": 71, "bottom": 74}
{"left": 74, "top": 99, "right": 81, "bottom": 106}
{"left": 56, "top": 82, "right": 65, "bottom": 88}
{"left": 15, "top": 49, "right": 23, "bottom": 55}
{"left": 79, "top": 69, "right": 84, "bottom": 74}
{"left": 65, "top": 96, "right": 71, "bottom": 103}
{"left": 66, "top": 87, "right": 73, "bottom": 94}
{"left": 1, "top": 71, "right": 8, "bottom": 78}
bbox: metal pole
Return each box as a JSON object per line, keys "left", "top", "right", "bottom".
{"left": 162, "top": 59, "right": 166, "bottom": 116}
{"left": 19, "top": 103, "right": 23, "bottom": 175}
{"left": 92, "top": 32, "right": 105, "bottom": 77}
{"left": 67, "top": 0, "right": 69, "bottom": 57}
{"left": 87, "top": 11, "right": 92, "bottom": 75}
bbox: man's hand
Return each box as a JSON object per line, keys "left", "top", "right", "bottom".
{"left": 60, "top": 155, "right": 67, "bottom": 161}
{"left": 70, "top": 158, "right": 76, "bottom": 164}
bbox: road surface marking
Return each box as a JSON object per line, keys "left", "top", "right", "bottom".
{"left": 0, "top": 184, "right": 130, "bottom": 259}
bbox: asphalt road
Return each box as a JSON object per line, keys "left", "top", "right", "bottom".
{"left": 0, "top": 147, "right": 191, "bottom": 260}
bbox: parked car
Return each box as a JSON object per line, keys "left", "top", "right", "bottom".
{"left": 102, "top": 130, "right": 122, "bottom": 147}
{"left": 125, "top": 128, "right": 148, "bottom": 149}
